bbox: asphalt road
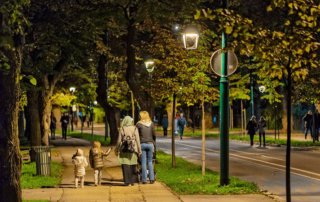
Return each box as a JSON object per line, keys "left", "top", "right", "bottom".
{"left": 156, "top": 136, "right": 320, "bottom": 202}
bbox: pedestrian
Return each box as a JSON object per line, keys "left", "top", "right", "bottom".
{"left": 86, "top": 114, "right": 90, "bottom": 127}
{"left": 303, "top": 110, "right": 313, "bottom": 139}
{"left": 89, "top": 141, "right": 112, "bottom": 186}
{"left": 60, "top": 112, "right": 69, "bottom": 140}
{"left": 161, "top": 115, "right": 169, "bottom": 137}
{"left": 174, "top": 114, "right": 179, "bottom": 138}
{"left": 136, "top": 111, "right": 156, "bottom": 184}
{"left": 72, "top": 149, "right": 88, "bottom": 188}
{"left": 246, "top": 116, "right": 257, "bottom": 146}
{"left": 50, "top": 114, "right": 57, "bottom": 140}
{"left": 314, "top": 109, "right": 320, "bottom": 141}
{"left": 115, "top": 116, "right": 141, "bottom": 186}
{"left": 258, "top": 116, "right": 266, "bottom": 147}
{"left": 178, "top": 113, "right": 187, "bottom": 140}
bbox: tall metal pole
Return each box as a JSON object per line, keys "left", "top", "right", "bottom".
{"left": 105, "top": 30, "right": 109, "bottom": 141}
{"left": 313, "top": 100, "right": 315, "bottom": 143}
{"left": 131, "top": 91, "right": 135, "bottom": 124}
{"left": 286, "top": 68, "right": 292, "bottom": 202}
{"left": 241, "top": 100, "right": 243, "bottom": 137}
{"left": 250, "top": 70, "right": 254, "bottom": 117}
{"left": 220, "top": 0, "right": 230, "bottom": 186}
{"left": 193, "top": 105, "right": 195, "bottom": 133}
{"left": 172, "top": 93, "right": 176, "bottom": 168}
{"left": 90, "top": 102, "right": 94, "bottom": 138}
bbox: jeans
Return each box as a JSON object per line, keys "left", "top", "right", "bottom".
{"left": 259, "top": 133, "right": 265, "bottom": 147}
{"left": 305, "top": 127, "right": 313, "bottom": 139}
{"left": 141, "top": 143, "right": 154, "bottom": 182}
{"left": 62, "top": 126, "right": 67, "bottom": 139}
{"left": 163, "top": 128, "right": 167, "bottom": 137}
{"left": 179, "top": 126, "right": 184, "bottom": 138}
{"left": 51, "top": 129, "right": 55, "bottom": 139}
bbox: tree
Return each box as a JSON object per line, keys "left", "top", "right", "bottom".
{"left": 0, "top": 0, "right": 29, "bottom": 200}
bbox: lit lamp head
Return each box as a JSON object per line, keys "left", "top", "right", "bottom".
{"left": 145, "top": 60, "right": 155, "bottom": 73}
{"left": 69, "top": 87, "right": 76, "bottom": 93}
{"left": 183, "top": 25, "right": 200, "bottom": 50}
{"left": 94, "top": 101, "right": 98, "bottom": 105}
{"left": 259, "top": 86, "right": 266, "bottom": 93}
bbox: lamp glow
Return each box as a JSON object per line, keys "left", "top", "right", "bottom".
{"left": 145, "top": 61, "right": 155, "bottom": 73}
{"left": 183, "top": 25, "right": 200, "bottom": 50}
{"left": 69, "top": 87, "right": 76, "bottom": 93}
{"left": 259, "top": 86, "right": 266, "bottom": 93}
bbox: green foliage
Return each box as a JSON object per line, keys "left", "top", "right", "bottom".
{"left": 21, "top": 161, "right": 63, "bottom": 189}
{"left": 156, "top": 150, "right": 260, "bottom": 195}
{"left": 51, "top": 90, "right": 77, "bottom": 107}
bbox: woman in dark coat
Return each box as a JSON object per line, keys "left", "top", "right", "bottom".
{"left": 50, "top": 115, "right": 57, "bottom": 140}
{"left": 246, "top": 116, "right": 257, "bottom": 146}
{"left": 161, "top": 115, "right": 169, "bottom": 137}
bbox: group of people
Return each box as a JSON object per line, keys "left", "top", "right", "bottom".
{"left": 49, "top": 112, "right": 92, "bottom": 140}
{"left": 302, "top": 110, "right": 320, "bottom": 141}
{"left": 71, "top": 111, "right": 156, "bottom": 188}
{"left": 160, "top": 113, "right": 187, "bottom": 139}
{"left": 246, "top": 116, "right": 267, "bottom": 147}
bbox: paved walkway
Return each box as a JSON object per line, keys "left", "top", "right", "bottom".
{"left": 22, "top": 135, "right": 277, "bottom": 202}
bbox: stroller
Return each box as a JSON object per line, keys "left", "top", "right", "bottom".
{"left": 136, "top": 148, "right": 157, "bottom": 183}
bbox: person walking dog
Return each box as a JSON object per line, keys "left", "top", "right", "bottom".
{"left": 246, "top": 116, "right": 257, "bottom": 146}
{"left": 258, "top": 116, "right": 267, "bottom": 147}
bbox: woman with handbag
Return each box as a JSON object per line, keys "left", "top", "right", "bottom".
{"left": 136, "top": 111, "right": 156, "bottom": 184}
{"left": 115, "top": 116, "right": 141, "bottom": 186}
{"left": 246, "top": 116, "right": 257, "bottom": 146}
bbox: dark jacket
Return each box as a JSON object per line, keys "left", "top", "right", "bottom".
{"left": 50, "top": 117, "right": 57, "bottom": 129}
{"left": 137, "top": 122, "right": 156, "bottom": 143}
{"left": 60, "top": 115, "right": 69, "bottom": 127}
{"left": 315, "top": 113, "right": 320, "bottom": 128}
{"left": 246, "top": 120, "right": 257, "bottom": 135}
{"left": 161, "top": 118, "right": 169, "bottom": 128}
{"left": 302, "top": 114, "right": 313, "bottom": 128}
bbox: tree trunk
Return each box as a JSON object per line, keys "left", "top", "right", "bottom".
{"left": 18, "top": 111, "right": 25, "bottom": 138}
{"left": 282, "top": 87, "right": 293, "bottom": 134}
{"left": 52, "top": 105, "right": 61, "bottom": 130}
{"left": 27, "top": 90, "right": 41, "bottom": 162}
{"left": 254, "top": 90, "right": 261, "bottom": 119}
{"left": 0, "top": 48, "right": 22, "bottom": 202}
{"left": 96, "top": 53, "right": 119, "bottom": 145}
{"left": 167, "top": 101, "right": 173, "bottom": 130}
{"left": 125, "top": 19, "right": 155, "bottom": 120}
{"left": 24, "top": 105, "right": 31, "bottom": 140}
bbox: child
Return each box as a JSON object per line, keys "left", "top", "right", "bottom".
{"left": 72, "top": 149, "right": 88, "bottom": 188}
{"left": 89, "top": 141, "right": 112, "bottom": 186}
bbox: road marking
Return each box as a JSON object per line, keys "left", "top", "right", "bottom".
{"left": 157, "top": 139, "right": 320, "bottom": 181}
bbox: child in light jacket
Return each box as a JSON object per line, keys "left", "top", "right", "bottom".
{"left": 72, "top": 149, "right": 88, "bottom": 188}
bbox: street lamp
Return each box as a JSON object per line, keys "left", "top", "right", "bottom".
{"left": 259, "top": 86, "right": 266, "bottom": 93}
{"left": 69, "top": 87, "right": 76, "bottom": 131}
{"left": 183, "top": 25, "right": 200, "bottom": 50}
{"left": 145, "top": 59, "right": 154, "bottom": 97}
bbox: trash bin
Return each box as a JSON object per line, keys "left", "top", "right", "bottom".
{"left": 32, "top": 146, "right": 51, "bottom": 176}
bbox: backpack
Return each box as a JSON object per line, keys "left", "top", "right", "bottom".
{"left": 119, "top": 127, "right": 136, "bottom": 153}
{"left": 178, "top": 118, "right": 186, "bottom": 127}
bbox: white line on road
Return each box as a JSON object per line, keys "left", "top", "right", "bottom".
{"left": 157, "top": 139, "right": 320, "bottom": 182}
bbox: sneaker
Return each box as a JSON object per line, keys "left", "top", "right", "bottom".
{"left": 98, "top": 182, "right": 101, "bottom": 186}
{"left": 142, "top": 182, "right": 147, "bottom": 184}
{"left": 150, "top": 180, "right": 155, "bottom": 184}
{"left": 94, "top": 183, "right": 98, "bottom": 186}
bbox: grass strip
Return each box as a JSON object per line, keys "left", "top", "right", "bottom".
{"left": 162, "top": 130, "right": 320, "bottom": 147}
{"left": 21, "top": 161, "right": 63, "bottom": 189}
{"left": 56, "top": 130, "right": 111, "bottom": 146}
{"left": 156, "top": 150, "right": 260, "bottom": 195}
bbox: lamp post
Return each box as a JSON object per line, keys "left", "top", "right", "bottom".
{"left": 69, "top": 87, "right": 76, "bottom": 131}
{"left": 145, "top": 59, "right": 154, "bottom": 95}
